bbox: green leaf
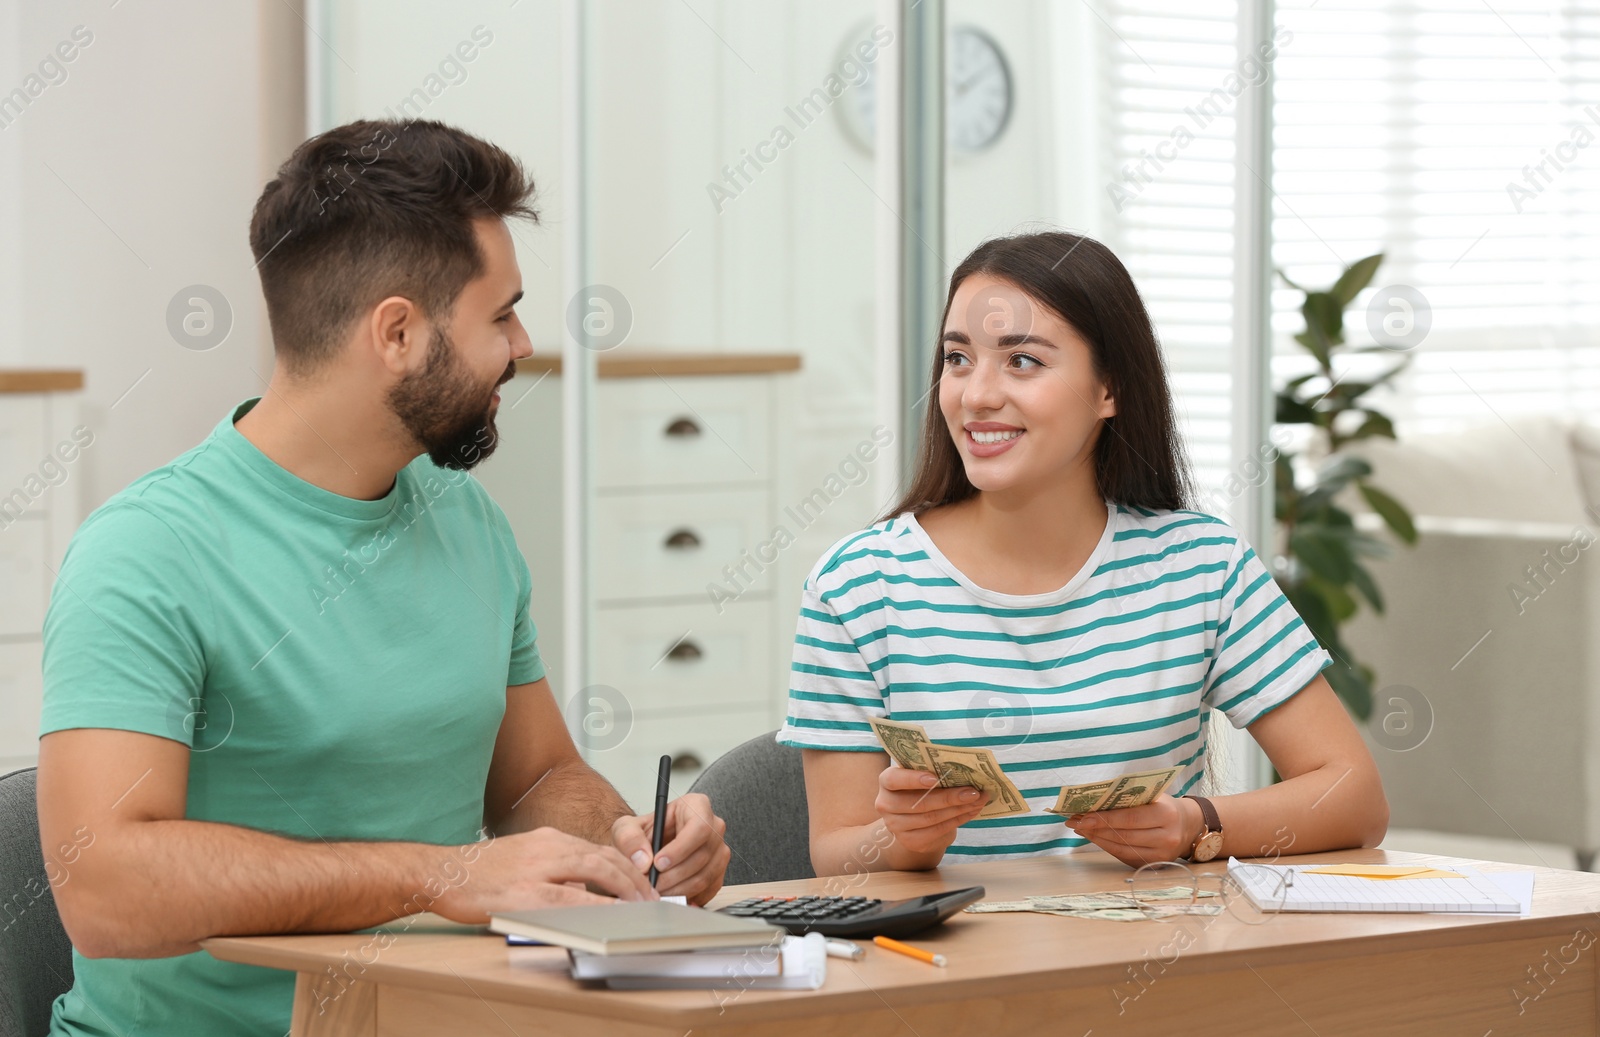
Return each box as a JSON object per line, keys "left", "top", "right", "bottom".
{"left": 1359, "top": 482, "right": 1418, "bottom": 544}
{"left": 1284, "top": 583, "right": 1334, "bottom": 643}
{"left": 1331, "top": 253, "right": 1384, "bottom": 307}
{"left": 1316, "top": 455, "right": 1373, "bottom": 485}
{"left": 1290, "top": 528, "right": 1354, "bottom": 584}
{"left": 1304, "top": 455, "right": 1372, "bottom": 505}
{"left": 1349, "top": 411, "right": 1397, "bottom": 441}
{"left": 1329, "top": 380, "right": 1376, "bottom": 400}
{"left": 1300, "top": 292, "right": 1344, "bottom": 363}
{"left": 1307, "top": 575, "right": 1358, "bottom": 622}
{"left": 1276, "top": 394, "right": 1317, "bottom": 424}
{"left": 1274, "top": 456, "right": 1299, "bottom": 523}
{"left": 1349, "top": 560, "right": 1384, "bottom": 614}
{"left": 1347, "top": 530, "right": 1393, "bottom": 560}
{"left": 1318, "top": 506, "right": 1356, "bottom": 529}
{"left": 1277, "top": 267, "right": 1307, "bottom": 293}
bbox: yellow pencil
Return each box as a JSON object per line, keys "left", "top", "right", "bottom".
{"left": 873, "top": 935, "right": 947, "bottom": 967}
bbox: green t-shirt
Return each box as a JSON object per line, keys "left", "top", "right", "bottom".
{"left": 39, "top": 398, "right": 545, "bottom": 1037}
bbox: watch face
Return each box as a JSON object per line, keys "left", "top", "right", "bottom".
{"left": 1193, "top": 832, "right": 1224, "bottom": 862}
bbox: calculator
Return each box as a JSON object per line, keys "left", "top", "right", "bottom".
{"left": 715, "top": 886, "right": 986, "bottom": 939}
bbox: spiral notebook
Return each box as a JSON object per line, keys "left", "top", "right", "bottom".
{"left": 1227, "top": 858, "right": 1526, "bottom": 914}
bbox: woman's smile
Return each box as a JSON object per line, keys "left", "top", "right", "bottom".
{"left": 965, "top": 422, "right": 1025, "bottom": 457}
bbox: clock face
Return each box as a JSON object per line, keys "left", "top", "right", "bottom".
{"left": 839, "top": 24, "right": 1013, "bottom": 155}
{"left": 949, "top": 26, "right": 1013, "bottom": 153}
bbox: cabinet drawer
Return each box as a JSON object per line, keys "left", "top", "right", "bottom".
{"left": 591, "top": 600, "right": 772, "bottom": 713}
{"left": 0, "top": 518, "right": 47, "bottom": 636}
{"left": 594, "top": 376, "right": 771, "bottom": 489}
{"left": 0, "top": 396, "right": 45, "bottom": 519}
{"left": 593, "top": 489, "right": 771, "bottom": 602}
{"left": 0, "top": 641, "right": 43, "bottom": 764}
{"left": 585, "top": 707, "right": 771, "bottom": 814}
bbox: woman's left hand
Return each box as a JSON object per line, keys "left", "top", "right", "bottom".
{"left": 1063, "top": 794, "right": 1200, "bottom": 868}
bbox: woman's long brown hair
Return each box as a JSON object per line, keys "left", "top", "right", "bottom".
{"left": 882, "top": 231, "right": 1194, "bottom": 520}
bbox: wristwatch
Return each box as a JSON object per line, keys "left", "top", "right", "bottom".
{"left": 1183, "top": 796, "right": 1224, "bottom": 862}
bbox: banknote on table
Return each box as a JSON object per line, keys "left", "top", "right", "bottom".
{"left": 867, "top": 717, "right": 1029, "bottom": 818}
{"left": 965, "top": 886, "right": 1220, "bottom": 922}
{"left": 1044, "top": 765, "right": 1181, "bottom": 816}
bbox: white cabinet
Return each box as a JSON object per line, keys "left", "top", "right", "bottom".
{"left": 0, "top": 373, "right": 85, "bottom": 774}
{"left": 592, "top": 489, "right": 774, "bottom": 602}
{"left": 478, "top": 355, "right": 798, "bottom": 811}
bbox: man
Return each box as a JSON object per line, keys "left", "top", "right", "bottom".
{"left": 35, "top": 119, "right": 731, "bottom": 1037}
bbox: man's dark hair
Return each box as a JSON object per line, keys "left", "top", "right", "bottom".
{"left": 249, "top": 119, "right": 538, "bottom": 374}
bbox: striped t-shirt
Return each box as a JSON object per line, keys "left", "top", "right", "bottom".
{"left": 776, "top": 501, "right": 1331, "bottom": 863}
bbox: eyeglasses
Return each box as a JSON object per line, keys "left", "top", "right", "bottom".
{"left": 1109, "top": 860, "right": 1294, "bottom": 925}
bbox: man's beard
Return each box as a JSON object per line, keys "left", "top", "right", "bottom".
{"left": 387, "top": 327, "right": 513, "bottom": 471}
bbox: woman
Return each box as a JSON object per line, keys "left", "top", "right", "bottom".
{"left": 778, "top": 232, "right": 1388, "bottom": 872}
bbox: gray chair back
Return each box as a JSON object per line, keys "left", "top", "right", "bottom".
{"left": 0, "top": 767, "right": 74, "bottom": 1037}
{"left": 688, "top": 732, "right": 814, "bottom": 887}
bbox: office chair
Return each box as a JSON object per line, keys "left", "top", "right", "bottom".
{"left": 0, "top": 768, "right": 74, "bottom": 1037}
{"left": 688, "top": 732, "right": 815, "bottom": 886}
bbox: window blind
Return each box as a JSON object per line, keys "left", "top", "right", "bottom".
{"left": 1271, "top": 0, "right": 1600, "bottom": 436}
{"left": 1093, "top": 0, "right": 1254, "bottom": 510}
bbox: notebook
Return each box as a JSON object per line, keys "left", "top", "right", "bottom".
{"left": 1227, "top": 858, "right": 1524, "bottom": 914}
{"left": 588, "top": 933, "right": 828, "bottom": 991}
{"left": 489, "top": 901, "right": 783, "bottom": 955}
{"left": 569, "top": 943, "right": 785, "bottom": 981}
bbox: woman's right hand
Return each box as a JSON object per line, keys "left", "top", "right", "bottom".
{"left": 874, "top": 766, "right": 989, "bottom": 856}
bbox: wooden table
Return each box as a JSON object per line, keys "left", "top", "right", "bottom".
{"left": 204, "top": 847, "right": 1600, "bottom": 1036}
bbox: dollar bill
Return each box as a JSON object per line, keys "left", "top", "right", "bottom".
{"left": 1049, "top": 908, "right": 1151, "bottom": 922}
{"left": 962, "top": 900, "right": 1037, "bottom": 913}
{"left": 867, "top": 717, "right": 1029, "bottom": 818}
{"left": 867, "top": 716, "right": 934, "bottom": 771}
{"left": 964, "top": 886, "right": 1221, "bottom": 922}
{"left": 925, "top": 744, "right": 1029, "bottom": 818}
{"left": 1048, "top": 779, "right": 1116, "bottom": 816}
{"left": 1045, "top": 766, "right": 1181, "bottom": 815}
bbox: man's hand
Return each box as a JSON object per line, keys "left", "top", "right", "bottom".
{"left": 1064, "top": 794, "right": 1200, "bottom": 868}
{"left": 431, "top": 827, "right": 658, "bottom": 924}
{"left": 609, "top": 793, "right": 730, "bottom": 906}
{"left": 874, "top": 766, "right": 988, "bottom": 857}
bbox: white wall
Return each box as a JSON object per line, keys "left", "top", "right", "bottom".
{"left": 0, "top": 0, "right": 1093, "bottom": 561}
{"left": 3, "top": 0, "right": 299, "bottom": 514}
{"left": 0, "top": 1, "right": 20, "bottom": 367}
{"left": 312, "top": 0, "right": 1096, "bottom": 627}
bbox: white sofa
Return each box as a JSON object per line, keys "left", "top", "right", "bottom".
{"left": 1343, "top": 417, "right": 1600, "bottom": 869}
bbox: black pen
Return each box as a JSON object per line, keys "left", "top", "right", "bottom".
{"left": 648, "top": 754, "right": 671, "bottom": 888}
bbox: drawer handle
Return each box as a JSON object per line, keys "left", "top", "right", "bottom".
{"left": 665, "top": 639, "right": 703, "bottom": 662}
{"left": 664, "top": 417, "right": 701, "bottom": 438}
{"left": 671, "top": 753, "right": 704, "bottom": 773}
{"left": 663, "top": 528, "right": 701, "bottom": 550}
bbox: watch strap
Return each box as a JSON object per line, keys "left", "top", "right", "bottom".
{"left": 1184, "top": 795, "right": 1221, "bottom": 857}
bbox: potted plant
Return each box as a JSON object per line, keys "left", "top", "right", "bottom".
{"left": 1273, "top": 253, "right": 1418, "bottom": 720}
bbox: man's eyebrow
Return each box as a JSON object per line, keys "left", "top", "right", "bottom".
{"left": 500, "top": 290, "right": 524, "bottom": 311}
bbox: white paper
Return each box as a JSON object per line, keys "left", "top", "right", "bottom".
{"left": 1226, "top": 857, "right": 1523, "bottom": 914}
